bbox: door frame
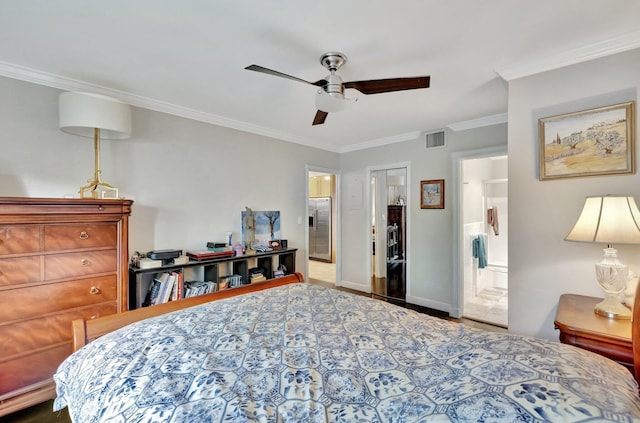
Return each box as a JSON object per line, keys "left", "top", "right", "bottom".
{"left": 450, "top": 145, "right": 507, "bottom": 318}
{"left": 366, "top": 162, "right": 411, "bottom": 297}
{"left": 305, "top": 165, "right": 341, "bottom": 285}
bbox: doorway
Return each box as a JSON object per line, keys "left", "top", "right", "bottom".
{"left": 459, "top": 154, "right": 508, "bottom": 327}
{"left": 371, "top": 167, "right": 407, "bottom": 300}
{"left": 307, "top": 169, "right": 337, "bottom": 284}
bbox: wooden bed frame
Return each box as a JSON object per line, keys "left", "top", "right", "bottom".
{"left": 71, "top": 272, "right": 304, "bottom": 352}
{"left": 71, "top": 271, "right": 640, "bottom": 384}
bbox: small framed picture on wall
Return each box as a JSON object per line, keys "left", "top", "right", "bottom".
{"left": 420, "top": 179, "right": 444, "bottom": 209}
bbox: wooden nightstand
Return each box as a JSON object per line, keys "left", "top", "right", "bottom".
{"left": 554, "top": 293, "right": 632, "bottom": 372}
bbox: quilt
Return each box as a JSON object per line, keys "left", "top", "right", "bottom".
{"left": 54, "top": 283, "right": 640, "bottom": 422}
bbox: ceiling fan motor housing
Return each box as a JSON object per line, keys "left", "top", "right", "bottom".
{"left": 323, "top": 74, "right": 344, "bottom": 97}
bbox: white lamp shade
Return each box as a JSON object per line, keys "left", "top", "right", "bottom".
{"left": 565, "top": 195, "right": 640, "bottom": 244}
{"left": 387, "top": 175, "right": 406, "bottom": 186}
{"left": 315, "top": 89, "right": 355, "bottom": 113}
{"left": 59, "top": 92, "right": 132, "bottom": 139}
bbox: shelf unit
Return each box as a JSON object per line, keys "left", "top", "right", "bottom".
{"left": 129, "top": 248, "right": 297, "bottom": 309}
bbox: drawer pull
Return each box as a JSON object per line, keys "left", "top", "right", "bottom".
{"left": 81, "top": 259, "right": 91, "bottom": 266}
{"left": 98, "top": 206, "right": 105, "bottom": 211}
{"left": 79, "top": 231, "right": 89, "bottom": 239}
{"left": 90, "top": 286, "right": 101, "bottom": 295}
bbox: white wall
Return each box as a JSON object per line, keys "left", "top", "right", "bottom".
{"left": 340, "top": 125, "right": 507, "bottom": 310}
{"left": 508, "top": 48, "right": 640, "bottom": 340}
{"left": 0, "top": 76, "right": 340, "bottom": 276}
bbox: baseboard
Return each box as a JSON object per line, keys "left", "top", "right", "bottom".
{"left": 339, "top": 279, "right": 370, "bottom": 293}
{"left": 405, "top": 294, "right": 451, "bottom": 314}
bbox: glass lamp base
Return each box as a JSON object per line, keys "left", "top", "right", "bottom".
{"left": 594, "top": 295, "right": 632, "bottom": 319}
{"left": 594, "top": 248, "right": 630, "bottom": 319}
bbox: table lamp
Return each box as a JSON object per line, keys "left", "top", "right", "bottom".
{"left": 58, "top": 92, "right": 132, "bottom": 199}
{"left": 565, "top": 195, "right": 640, "bottom": 319}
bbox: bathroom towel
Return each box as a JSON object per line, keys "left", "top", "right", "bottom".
{"left": 487, "top": 207, "right": 499, "bottom": 235}
{"left": 472, "top": 235, "right": 487, "bottom": 269}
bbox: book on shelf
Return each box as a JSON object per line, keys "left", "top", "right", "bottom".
{"left": 184, "top": 280, "right": 217, "bottom": 298}
{"left": 250, "top": 274, "right": 267, "bottom": 282}
{"left": 219, "top": 274, "right": 243, "bottom": 288}
{"left": 137, "top": 258, "right": 163, "bottom": 269}
{"left": 143, "top": 279, "right": 161, "bottom": 307}
{"left": 143, "top": 271, "right": 182, "bottom": 306}
{"left": 186, "top": 250, "right": 236, "bottom": 260}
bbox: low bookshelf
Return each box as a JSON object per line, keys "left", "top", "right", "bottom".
{"left": 129, "top": 248, "right": 297, "bottom": 309}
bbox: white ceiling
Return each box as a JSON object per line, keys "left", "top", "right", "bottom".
{"left": 1, "top": 1, "right": 639, "bottom": 152}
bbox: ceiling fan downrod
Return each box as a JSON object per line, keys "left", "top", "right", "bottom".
{"left": 319, "top": 52, "right": 347, "bottom": 98}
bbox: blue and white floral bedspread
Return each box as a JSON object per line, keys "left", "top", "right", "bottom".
{"left": 54, "top": 283, "right": 640, "bottom": 422}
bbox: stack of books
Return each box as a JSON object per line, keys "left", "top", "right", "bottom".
{"left": 249, "top": 267, "right": 267, "bottom": 283}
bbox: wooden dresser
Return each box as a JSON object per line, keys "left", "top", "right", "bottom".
{"left": 0, "top": 197, "right": 133, "bottom": 416}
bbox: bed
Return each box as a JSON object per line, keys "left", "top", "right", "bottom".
{"left": 53, "top": 272, "right": 640, "bottom": 422}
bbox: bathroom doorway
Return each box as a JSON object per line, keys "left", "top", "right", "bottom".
{"left": 459, "top": 154, "right": 508, "bottom": 327}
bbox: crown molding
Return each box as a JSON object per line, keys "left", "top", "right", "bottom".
{"left": 0, "top": 61, "right": 341, "bottom": 152}
{"left": 339, "top": 131, "right": 421, "bottom": 153}
{"left": 447, "top": 113, "right": 508, "bottom": 132}
{"left": 496, "top": 30, "right": 640, "bottom": 81}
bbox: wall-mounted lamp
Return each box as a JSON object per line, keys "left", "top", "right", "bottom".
{"left": 565, "top": 195, "right": 640, "bottom": 319}
{"left": 58, "top": 92, "right": 132, "bottom": 199}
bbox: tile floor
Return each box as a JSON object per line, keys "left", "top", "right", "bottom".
{"left": 308, "top": 259, "right": 335, "bottom": 284}
{"left": 463, "top": 286, "right": 508, "bottom": 328}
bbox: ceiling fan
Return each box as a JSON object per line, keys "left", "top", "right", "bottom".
{"left": 245, "top": 52, "right": 430, "bottom": 125}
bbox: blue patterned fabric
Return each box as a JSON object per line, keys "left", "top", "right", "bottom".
{"left": 54, "top": 283, "right": 640, "bottom": 422}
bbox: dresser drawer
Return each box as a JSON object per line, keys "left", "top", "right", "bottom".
{"left": 0, "top": 275, "right": 117, "bottom": 321}
{"left": 0, "top": 256, "right": 41, "bottom": 287}
{"left": 44, "top": 223, "right": 117, "bottom": 251}
{"left": 45, "top": 250, "right": 116, "bottom": 280}
{"left": 0, "top": 225, "right": 41, "bottom": 256}
{"left": 0, "top": 303, "right": 117, "bottom": 357}
{"left": 0, "top": 343, "right": 70, "bottom": 399}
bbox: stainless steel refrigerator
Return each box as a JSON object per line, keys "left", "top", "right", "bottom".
{"left": 309, "top": 197, "right": 331, "bottom": 261}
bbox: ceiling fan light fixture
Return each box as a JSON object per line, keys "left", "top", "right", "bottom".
{"left": 315, "top": 89, "right": 356, "bottom": 113}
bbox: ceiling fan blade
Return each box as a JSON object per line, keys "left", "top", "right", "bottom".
{"left": 344, "top": 76, "right": 430, "bottom": 95}
{"left": 245, "top": 65, "right": 326, "bottom": 87}
{"left": 312, "top": 110, "right": 328, "bottom": 125}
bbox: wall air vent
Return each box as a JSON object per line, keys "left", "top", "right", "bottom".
{"left": 425, "top": 130, "right": 446, "bottom": 149}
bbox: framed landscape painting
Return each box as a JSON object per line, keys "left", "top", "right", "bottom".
{"left": 420, "top": 179, "right": 444, "bottom": 209}
{"left": 538, "top": 102, "right": 635, "bottom": 180}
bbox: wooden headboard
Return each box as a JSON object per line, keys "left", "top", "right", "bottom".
{"left": 71, "top": 272, "right": 304, "bottom": 352}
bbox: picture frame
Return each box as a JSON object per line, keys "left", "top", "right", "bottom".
{"left": 538, "top": 102, "right": 635, "bottom": 180}
{"left": 420, "top": 179, "right": 444, "bottom": 209}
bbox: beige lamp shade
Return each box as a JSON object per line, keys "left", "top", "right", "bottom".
{"left": 565, "top": 195, "right": 640, "bottom": 245}
{"left": 387, "top": 175, "right": 406, "bottom": 186}
{"left": 59, "top": 92, "right": 132, "bottom": 139}
{"left": 58, "top": 91, "right": 132, "bottom": 199}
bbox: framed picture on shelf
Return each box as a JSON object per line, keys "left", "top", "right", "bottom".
{"left": 538, "top": 102, "right": 635, "bottom": 180}
{"left": 420, "top": 179, "right": 444, "bottom": 209}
